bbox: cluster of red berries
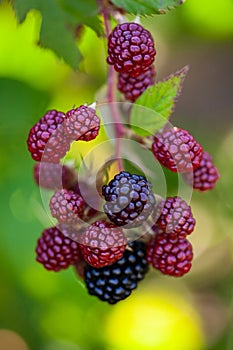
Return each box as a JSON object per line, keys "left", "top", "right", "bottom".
{"left": 107, "top": 22, "right": 156, "bottom": 102}
{"left": 26, "top": 21, "right": 220, "bottom": 304}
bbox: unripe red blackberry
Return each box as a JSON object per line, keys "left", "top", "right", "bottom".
{"left": 107, "top": 22, "right": 156, "bottom": 77}
{"left": 154, "top": 196, "right": 196, "bottom": 239}
{"left": 27, "top": 110, "right": 70, "bottom": 163}
{"left": 33, "top": 162, "right": 75, "bottom": 190}
{"left": 183, "top": 151, "right": 220, "bottom": 191}
{"left": 102, "top": 171, "right": 155, "bottom": 228}
{"left": 65, "top": 105, "right": 100, "bottom": 142}
{"left": 84, "top": 241, "right": 149, "bottom": 304}
{"left": 152, "top": 127, "right": 203, "bottom": 173}
{"left": 49, "top": 189, "right": 85, "bottom": 224}
{"left": 35, "top": 226, "right": 82, "bottom": 271}
{"left": 147, "top": 232, "right": 193, "bottom": 277}
{"left": 80, "top": 220, "right": 127, "bottom": 268}
{"left": 118, "top": 65, "right": 155, "bottom": 102}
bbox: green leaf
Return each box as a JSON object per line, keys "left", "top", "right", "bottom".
{"left": 110, "top": 0, "right": 184, "bottom": 15}
{"left": 11, "top": 0, "right": 103, "bottom": 69}
{"left": 130, "top": 65, "right": 189, "bottom": 136}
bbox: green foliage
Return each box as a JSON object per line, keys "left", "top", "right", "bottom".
{"left": 11, "top": 0, "right": 103, "bottom": 69}
{"left": 111, "top": 0, "right": 184, "bottom": 15}
{"left": 130, "top": 66, "right": 189, "bottom": 136}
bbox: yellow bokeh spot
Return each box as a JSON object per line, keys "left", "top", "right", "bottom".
{"left": 105, "top": 289, "right": 205, "bottom": 350}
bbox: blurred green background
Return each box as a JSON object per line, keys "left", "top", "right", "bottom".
{"left": 0, "top": 0, "right": 233, "bottom": 349}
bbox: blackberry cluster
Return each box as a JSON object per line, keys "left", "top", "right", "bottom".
{"left": 102, "top": 171, "right": 155, "bottom": 228}
{"left": 26, "top": 18, "right": 220, "bottom": 306}
{"left": 84, "top": 241, "right": 149, "bottom": 304}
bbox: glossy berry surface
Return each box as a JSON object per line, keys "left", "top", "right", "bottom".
{"left": 118, "top": 65, "right": 155, "bottom": 102}
{"left": 84, "top": 241, "right": 149, "bottom": 304}
{"left": 27, "top": 110, "right": 70, "bottom": 163}
{"left": 107, "top": 22, "right": 156, "bottom": 77}
{"left": 35, "top": 226, "right": 82, "bottom": 271}
{"left": 80, "top": 220, "right": 127, "bottom": 268}
{"left": 152, "top": 127, "right": 203, "bottom": 173}
{"left": 33, "top": 162, "right": 75, "bottom": 190}
{"left": 147, "top": 232, "right": 193, "bottom": 277}
{"left": 183, "top": 151, "right": 220, "bottom": 191}
{"left": 65, "top": 105, "right": 100, "bottom": 142}
{"left": 154, "top": 196, "right": 196, "bottom": 238}
{"left": 102, "top": 171, "right": 155, "bottom": 228}
{"left": 49, "top": 189, "right": 85, "bottom": 224}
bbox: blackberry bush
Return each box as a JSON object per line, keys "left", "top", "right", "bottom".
{"left": 23, "top": 0, "right": 220, "bottom": 304}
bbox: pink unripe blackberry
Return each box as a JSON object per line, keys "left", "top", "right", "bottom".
{"left": 183, "top": 151, "right": 220, "bottom": 191}
{"left": 33, "top": 162, "right": 75, "bottom": 190}
{"left": 118, "top": 65, "right": 155, "bottom": 102}
{"left": 35, "top": 226, "right": 82, "bottom": 271}
{"left": 152, "top": 127, "right": 203, "bottom": 173}
{"left": 65, "top": 105, "right": 100, "bottom": 142}
{"left": 27, "top": 110, "right": 70, "bottom": 163}
{"left": 154, "top": 196, "right": 196, "bottom": 239}
{"left": 49, "top": 189, "right": 85, "bottom": 224}
{"left": 80, "top": 220, "right": 127, "bottom": 268}
{"left": 147, "top": 232, "right": 193, "bottom": 277}
{"left": 107, "top": 22, "right": 156, "bottom": 77}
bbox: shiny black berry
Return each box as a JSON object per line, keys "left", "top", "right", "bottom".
{"left": 102, "top": 171, "right": 155, "bottom": 228}
{"left": 84, "top": 241, "right": 149, "bottom": 304}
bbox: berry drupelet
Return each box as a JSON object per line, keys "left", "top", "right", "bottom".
{"left": 27, "top": 110, "right": 70, "bottom": 163}
{"left": 35, "top": 226, "right": 82, "bottom": 271}
{"left": 154, "top": 196, "right": 196, "bottom": 239}
{"left": 183, "top": 151, "right": 220, "bottom": 191}
{"left": 65, "top": 105, "right": 100, "bottom": 142}
{"left": 147, "top": 230, "right": 193, "bottom": 277}
{"left": 107, "top": 22, "right": 156, "bottom": 77}
{"left": 33, "top": 162, "right": 75, "bottom": 190}
{"left": 152, "top": 127, "right": 203, "bottom": 173}
{"left": 80, "top": 220, "right": 127, "bottom": 268}
{"left": 49, "top": 189, "right": 85, "bottom": 224}
{"left": 84, "top": 241, "right": 149, "bottom": 304}
{"left": 118, "top": 65, "right": 155, "bottom": 102}
{"left": 102, "top": 171, "right": 155, "bottom": 228}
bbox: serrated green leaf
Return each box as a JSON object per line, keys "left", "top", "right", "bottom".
{"left": 130, "top": 65, "right": 189, "bottom": 136}
{"left": 111, "top": 0, "right": 184, "bottom": 15}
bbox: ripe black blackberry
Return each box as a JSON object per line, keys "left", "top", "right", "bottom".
{"left": 49, "top": 189, "right": 85, "bottom": 224}
{"left": 36, "top": 226, "right": 82, "bottom": 271}
{"left": 65, "top": 105, "right": 100, "bottom": 142}
{"left": 118, "top": 65, "right": 155, "bottom": 102}
{"left": 33, "top": 162, "right": 75, "bottom": 190}
{"left": 27, "top": 110, "right": 70, "bottom": 163}
{"left": 147, "top": 231, "right": 193, "bottom": 277}
{"left": 84, "top": 241, "right": 149, "bottom": 304}
{"left": 107, "top": 22, "right": 156, "bottom": 77}
{"left": 80, "top": 220, "right": 127, "bottom": 268}
{"left": 102, "top": 171, "right": 155, "bottom": 228}
{"left": 183, "top": 151, "right": 220, "bottom": 191}
{"left": 154, "top": 196, "right": 196, "bottom": 239}
{"left": 152, "top": 127, "right": 203, "bottom": 173}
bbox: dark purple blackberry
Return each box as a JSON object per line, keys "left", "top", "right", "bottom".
{"left": 107, "top": 22, "right": 156, "bottom": 77}
{"left": 35, "top": 226, "right": 82, "bottom": 271}
{"left": 84, "top": 241, "right": 149, "bottom": 304}
{"left": 118, "top": 65, "right": 155, "bottom": 102}
{"left": 80, "top": 220, "right": 127, "bottom": 268}
{"left": 65, "top": 105, "right": 100, "bottom": 142}
{"left": 154, "top": 196, "right": 196, "bottom": 239}
{"left": 27, "top": 110, "right": 70, "bottom": 163}
{"left": 147, "top": 232, "right": 193, "bottom": 277}
{"left": 183, "top": 151, "right": 220, "bottom": 191}
{"left": 33, "top": 162, "right": 75, "bottom": 190}
{"left": 152, "top": 127, "right": 203, "bottom": 173}
{"left": 102, "top": 171, "right": 155, "bottom": 228}
{"left": 49, "top": 189, "right": 85, "bottom": 224}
